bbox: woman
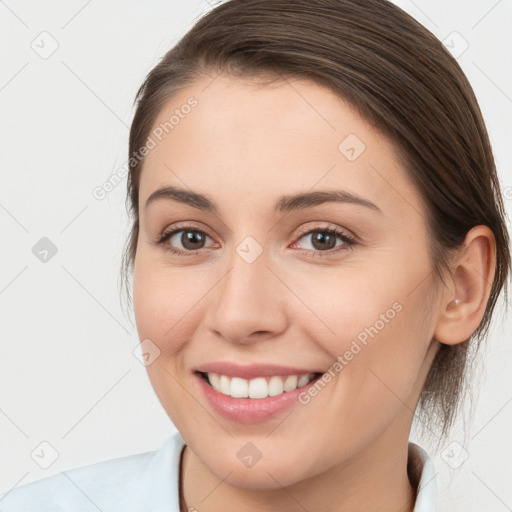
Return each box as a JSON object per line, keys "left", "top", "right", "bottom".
{"left": 1, "top": 0, "right": 509, "bottom": 511}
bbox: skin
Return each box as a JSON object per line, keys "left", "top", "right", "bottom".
{"left": 132, "top": 72, "right": 496, "bottom": 512}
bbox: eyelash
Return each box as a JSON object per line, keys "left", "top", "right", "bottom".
{"left": 153, "top": 224, "right": 357, "bottom": 258}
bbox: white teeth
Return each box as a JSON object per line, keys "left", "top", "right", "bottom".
{"left": 297, "top": 374, "right": 310, "bottom": 387}
{"left": 268, "top": 376, "right": 284, "bottom": 396}
{"left": 208, "top": 372, "right": 221, "bottom": 391}
{"left": 248, "top": 377, "right": 268, "bottom": 399}
{"left": 219, "top": 375, "right": 230, "bottom": 395}
{"left": 231, "top": 377, "right": 249, "bottom": 398}
{"left": 283, "top": 375, "right": 298, "bottom": 392}
{"left": 205, "top": 372, "right": 317, "bottom": 399}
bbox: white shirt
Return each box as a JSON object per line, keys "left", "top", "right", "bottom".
{"left": 0, "top": 432, "right": 437, "bottom": 511}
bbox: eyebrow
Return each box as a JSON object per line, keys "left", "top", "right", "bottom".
{"left": 144, "top": 185, "right": 382, "bottom": 214}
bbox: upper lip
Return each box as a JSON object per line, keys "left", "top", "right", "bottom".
{"left": 194, "top": 362, "right": 323, "bottom": 380}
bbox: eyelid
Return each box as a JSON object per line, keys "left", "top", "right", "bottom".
{"left": 294, "top": 222, "right": 355, "bottom": 240}
{"left": 161, "top": 221, "right": 214, "bottom": 239}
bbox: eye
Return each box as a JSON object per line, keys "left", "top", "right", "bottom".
{"left": 153, "top": 225, "right": 216, "bottom": 256}
{"left": 291, "top": 225, "right": 357, "bottom": 256}
{"left": 153, "top": 223, "right": 357, "bottom": 258}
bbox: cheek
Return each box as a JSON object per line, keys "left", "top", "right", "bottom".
{"left": 133, "top": 259, "right": 206, "bottom": 351}
{"left": 132, "top": 260, "right": 204, "bottom": 431}
{"left": 290, "top": 306, "right": 429, "bottom": 473}
{"left": 292, "top": 258, "right": 433, "bottom": 413}
{"left": 286, "top": 262, "right": 404, "bottom": 354}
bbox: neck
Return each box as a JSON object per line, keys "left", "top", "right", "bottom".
{"left": 180, "top": 407, "right": 417, "bottom": 512}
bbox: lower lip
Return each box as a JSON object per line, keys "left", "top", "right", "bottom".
{"left": 195, "top": 373, "right": 321, "bottom": 424}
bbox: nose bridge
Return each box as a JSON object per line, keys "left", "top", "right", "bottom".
{"left": 204, "top": 239, "right": 287, "bottom": 343}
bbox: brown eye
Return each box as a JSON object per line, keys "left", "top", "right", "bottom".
{"left": 294, "top": 227, "right": 355, "bottom": 255}
{"left": 305, "top": 231, "right": 338, "bottom": 251}
{"left": 155, "top": 227, "right": 215, "bottom": 255}
{"left": 177, "top": 230, "right": 207, "bottom": 250}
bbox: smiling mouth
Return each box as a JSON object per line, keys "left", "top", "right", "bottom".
{"left": 197, "top": 371, "right": 323, "bottom": 399}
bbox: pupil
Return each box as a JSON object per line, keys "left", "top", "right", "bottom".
{"left": 182, "top": 231, "right": 204, "bottom": 250}
{"left": 313, "top": 232, "right": 335, "bottom": 250}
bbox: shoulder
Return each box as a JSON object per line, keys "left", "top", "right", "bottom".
{"left": 0, "top": 432, "right": 186, "bottom": 512}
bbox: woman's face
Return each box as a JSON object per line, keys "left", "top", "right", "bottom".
{"left": 133, "top": 73, "right": 441, "bottom": 488}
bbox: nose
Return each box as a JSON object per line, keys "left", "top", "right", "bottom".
{"left": 202, "top": 247, "right": 288, "bottom": 345}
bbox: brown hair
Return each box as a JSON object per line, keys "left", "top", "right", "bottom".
{"left": 121, "top": 0, "right": 511, "bottom": 445}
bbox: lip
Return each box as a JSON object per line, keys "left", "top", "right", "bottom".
{"left": 194, "top": 371, "right": 323, "bottom": 424}
{"left": 194, "top": 362, "right": 322, "bottom": 379}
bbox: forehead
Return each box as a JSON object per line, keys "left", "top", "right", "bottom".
{"left": 138, "top": 73, "right": 423, "bottom": 220}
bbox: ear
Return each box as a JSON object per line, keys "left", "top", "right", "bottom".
{"left": 434, "top": 225, "right": 496, "bottom": 345}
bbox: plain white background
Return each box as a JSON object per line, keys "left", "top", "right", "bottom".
{"left": 0, "top": 1, "right": 511, "bottom": 510}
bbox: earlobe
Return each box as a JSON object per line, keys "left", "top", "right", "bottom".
{"left": 433, "top": 225, "right": 496, "bottom": 346}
